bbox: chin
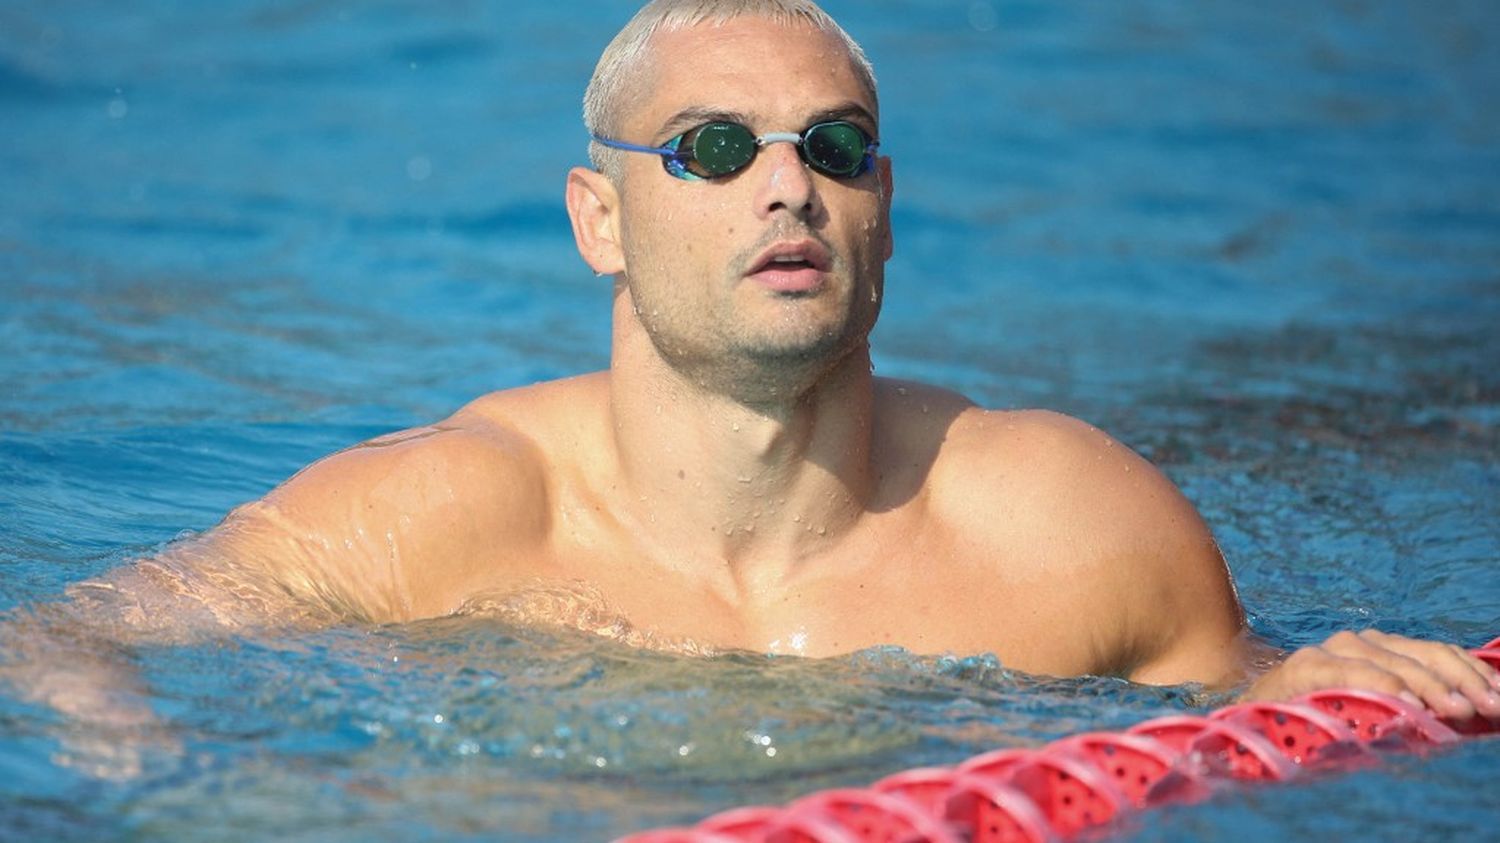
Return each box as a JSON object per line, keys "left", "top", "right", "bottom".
{"left": 740, "top": 323, "right": 866, "bottom": 370}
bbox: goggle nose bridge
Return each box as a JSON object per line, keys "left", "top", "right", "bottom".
{"left": 755, "top": 131, "right": 805, "bottom": 147}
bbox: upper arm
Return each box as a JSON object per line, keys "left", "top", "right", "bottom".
{"left": 1068, "top": 423, "right": 1246, "bottom": 688}
{"left": 940, "top": 410, "right": 1246, "bottom": 686}
{"left": 75, "top": 411, "right": 551, "bottom": 633}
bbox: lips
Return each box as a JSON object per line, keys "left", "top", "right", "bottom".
{"left": 746, "top": 239, "right": 832, "bottom": 293}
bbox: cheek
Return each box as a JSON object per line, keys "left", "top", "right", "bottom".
{"left": 850, "top": 200, "right": 891, "bottom": 260}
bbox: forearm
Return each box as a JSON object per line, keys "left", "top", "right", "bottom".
{"left": 0, "top": 541, "right": 351, "bottom": 779}
{"left": 1, "top": 535, "right": 341, "bottom": 718}
{"left": 0, "top": 598, "right": 173, "bottom": 780}
{"left": 0, "top": 604, "right": 152, "bottom": 721}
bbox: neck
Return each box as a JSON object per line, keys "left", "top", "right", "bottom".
{"left": 605, "top": 297, "right": 876, "bottom": 593}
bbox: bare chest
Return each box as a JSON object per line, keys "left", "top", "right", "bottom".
{"left": 487, "top": 507, "right": 1106, "bottom": 677}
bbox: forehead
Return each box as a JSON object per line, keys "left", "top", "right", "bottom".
{"left": 629, "top": 18, "right": 875, "bottom": 137}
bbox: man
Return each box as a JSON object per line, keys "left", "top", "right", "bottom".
{"left": 8, "top": 0, "right": 1499, "bottom": 742}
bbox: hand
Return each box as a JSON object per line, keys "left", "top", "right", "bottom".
{"left": 1241, "top": 629, "right": 1500, "bottom": 723}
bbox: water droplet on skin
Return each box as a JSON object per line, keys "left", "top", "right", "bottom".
{"left": 921, "top": 404, "right": 930, "bottom": 414}
{"left": 896, "top": 386, "right": 909, "bottom": 396}
{"left": 816, "top": 526, "right": 827, "bottom": 536}
{"left": 737, "top": 474, "right": 751, "bottom": 484}
{"left": 732, "top": 422, "right": 740, "bottom": 432}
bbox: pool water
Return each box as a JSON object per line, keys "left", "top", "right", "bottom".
{"left": 2, "top": 0, "right": 1498, "bottom": 840}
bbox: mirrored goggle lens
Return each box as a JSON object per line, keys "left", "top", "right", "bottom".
{"left": 683, "top": 122, "right": 757, "bottom": 178}
{"left": 802, "top": 122, "right": 869, "bottom": 177}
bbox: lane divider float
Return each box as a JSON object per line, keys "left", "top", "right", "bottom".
{"left": 617, "top": 636, "right": 1500, "bottom": 843}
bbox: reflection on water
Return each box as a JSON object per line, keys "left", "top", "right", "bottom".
{"left": 1, "top": 0, "right": 1497, "bottom": 840}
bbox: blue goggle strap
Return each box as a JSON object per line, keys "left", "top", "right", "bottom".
{"left": 592, "top": 134, "right": 700, "bottom": 180}
{"left": 591, "top": 135, "right": 680, "bottom": 157}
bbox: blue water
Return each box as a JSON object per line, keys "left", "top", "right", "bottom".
{"left": 2, "top": 0, "right": 1498, "bottom": 839}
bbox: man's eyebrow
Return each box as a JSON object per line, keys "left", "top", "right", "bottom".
{"left": 653, "top": 102, "right": 880, "bottom": 141}
{"left": 655, "top": 107, "right": 752, "bottom": 141}
{"left": 808, "top": 102, "right": 879, "bottom": 136}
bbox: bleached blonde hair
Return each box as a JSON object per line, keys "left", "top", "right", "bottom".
{"left": 583, "top": 0, "right": 879, "bottom": 180}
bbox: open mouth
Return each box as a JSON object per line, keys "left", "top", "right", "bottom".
{"left": 747, "top": 239, "right": 832, "bottom": 281}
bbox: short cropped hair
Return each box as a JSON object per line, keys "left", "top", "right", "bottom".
{"left": 582, "top": 0, "right": 879, "bottom": 181}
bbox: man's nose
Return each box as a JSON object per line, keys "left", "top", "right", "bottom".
{"left": 752, "top": 140, "right": 818, "bottom": 219}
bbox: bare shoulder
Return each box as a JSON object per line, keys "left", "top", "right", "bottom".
{"left": 457, "top": 371, "right": 606, "bottom": 418}
{"left": 262, "top": 397, "right": 554, "bottom": 532}
{"left": 926, "top": 406, "right": 1245, "bottom": 683}
{"left": 209, "top": 379, "right": 605, "bottom": 622}
{"left": 931, "top": 407, "right": 1191, "bottom": 538}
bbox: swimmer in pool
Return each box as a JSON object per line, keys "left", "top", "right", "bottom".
{"left": 5, "top": 0, "right": 1498, "bottom": 763}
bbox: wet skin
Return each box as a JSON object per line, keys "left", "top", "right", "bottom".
{"left": 12, "top": 17, "right": 1500, "bottom": 741}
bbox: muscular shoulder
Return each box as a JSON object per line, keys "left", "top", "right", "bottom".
{"left": 926, "top": 408, "right": 1133, "bottom": 522}
{"left": 928, "top": 407, "right": 1244, "bottom": 682}
{"left": 456, "top": 372, "right": 608, "bottom": 453}
{"left": 220, "top": 398, "right": 560, "bottom": 622}
{"left": 270, "top": 407, "right": 550, "bottom": 530}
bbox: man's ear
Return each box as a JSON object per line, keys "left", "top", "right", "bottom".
{"left": 565, "top": 167, "right": 626, "bottom": 275}
{"left": 877, "top": 155, "right": 895, "bottom": 261}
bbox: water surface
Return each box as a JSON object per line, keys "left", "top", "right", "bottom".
{"left": 2, "top": 1, "right": 1498, "bottom": 840}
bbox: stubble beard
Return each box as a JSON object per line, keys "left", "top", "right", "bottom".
{"left": 634, "top": 263, "right": 880, "bottom": 409}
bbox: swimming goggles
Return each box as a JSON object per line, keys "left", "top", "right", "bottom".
{"left": 591, "top": 120, "right": 878, "bottom": 181}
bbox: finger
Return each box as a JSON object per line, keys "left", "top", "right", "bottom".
{"left": 1241, "top": 647, "right": 1412, "bottom": 703}
{"left": 1313, "top": 630, "right": 1469, "bottom": 717}
{"left": 1354, "top": 631, "right": 1500, "bottom": 719}
{"left": 1296, "top": 652, "right": 1421, "bottom": 703}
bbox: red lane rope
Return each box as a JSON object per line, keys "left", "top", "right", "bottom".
{"left": 617, "top": 640, "right": 1500, "bottom": 843}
